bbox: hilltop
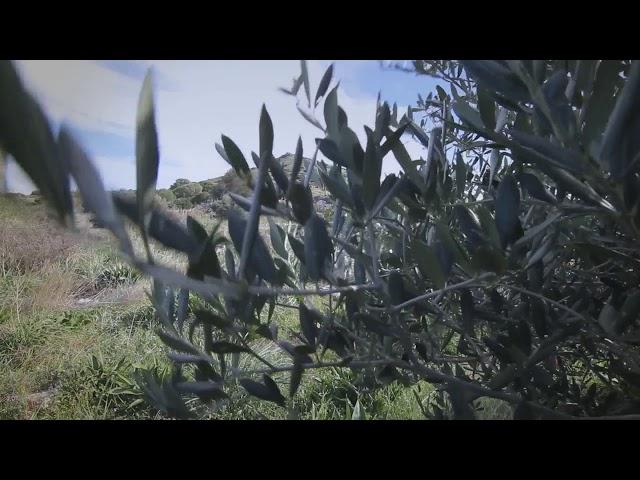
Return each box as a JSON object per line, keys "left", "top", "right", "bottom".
{"left": 145, "top": 153, "right": 327, "bottom": 216}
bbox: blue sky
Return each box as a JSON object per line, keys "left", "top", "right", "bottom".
{"left": 7, "top": 60, "right": 438, "bottom": 193}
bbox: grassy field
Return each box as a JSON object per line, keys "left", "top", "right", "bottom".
{"left": 0, "top": 193, "right": 511, "bottom": 420}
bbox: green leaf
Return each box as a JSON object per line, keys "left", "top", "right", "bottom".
{"left": 299, "top": 303, "right": 320, "bottom": 346}
{"left": 600, "top": 61, "right": 640, "bottom": 178}
{"left": 289, "top": 136, "right": 304, "bottom": 185}
{"left": 351, "top": 398, "right": 365, "bottom": 420}
{"left": 535, "top": 69, "right": 575, "bottom": 138}
{"left": 220, "top": 135, "right": 250, "bottom": 175}
{"left": 174, "top": 381, "right": 228, "bottom": 400}
{"left": 259, "top": 104, "right": 274, "bottom": 160}
{"left": 304, "top": 213, "right": 333, "bottom": 281}
{"left": 525, "top": 235, "right": 555, "bottom": 269}
{"left": 513, "top": 110, "right": 533, "bottom": 134}
{"left": 324, "top": 86, "right": 340, "bottom": 141}
{"left": 316, "top": 138, "right": 349, "bottom": 168}
{"left": 156, "top": 329, "right": 201, "bottom": 355}
{"left": 371, "top": 174, "right": 404, "bottom": 216}
{"left": 461, "top": 60, "right": 530, "bottom": 103}
{"left": 319, "top": 166, "right": 354, "bottom": 208}
{"left": 287, "top": 233, "right": 306, "bottom": 265}
{"left": 300, "top": 60, "right": 311, "bottom": 108}
{"left": 460, "top": 289, "right": 474, "bottom": 332}
{"left": 0, "top": 61, "right": 73, "bottom": 224}
{"left": 454, "top": 205, "right": 485, "bottom": 251}
{"left": 598, "top": 304, "right": 620, "bottom": 335}
{"left": 452, "top": 100, "right": 486, "bottom": 133}
{"left": 475, "top": 205, "right": 500, "bottom": 248}
{"left": 289, "top": 363, "right": 304, "bottom": 399}
{"left": 337, "top": 127, "right": 360, "bottom": 173}
{"left": 208, "top": 341, "right": 251, "bottom": 354}
{"left": 495, "top": 175, "right": 522, "bottom": 249}
{"left": 380, "top": 122, "right": 409, "bottom": 157}
{"left": 193, "top": 309, "right": 231, "bottom": 330}
{"left": 227, "top": 210, "right": 277, "bottom": 283}
{"left": 621, "top": 290, "right": 640, "bottom": 326}
{"left": 268, "top": 218, "right": 288, "bottom": 258}
{"left": 268, "top": 155, "right": 289, "bottom": 192}
{"left": 315, "top": 63, "right": 334, "bottom": 107}
{"left": 543, "top": 166, "right": 616, "bottom": 212}
{"left": 456, "top": 152, "right": 467, "bottom": 197}
{"left": 58, "top": 128, "right": 131, "bottom": 254}
{"left": 239, "top": 377, "right": 286, "bottom": 407}
{"left": 375, "top": 102, "right": 391, "bottom": 142}
{"left": 136, "top": 69, "right": 160, "bottom": 223}
{"left": 288, "top": 182, "right": 314, "bottom": 224}
{"left": 470, "top": 245, "right": 506, "bottom": 274}
{"left": 297, "top": 104, "right": 325, "bottom": 131}
{"left": 510, "top": 131, "right": 585, "bottom": 175}
{"left": 413, "top": 241, "right": 446, "bottom": 288}
{"left": 477, "top": 87, "right": 496, "bottom": 130}
{"left": 519, "top": 172, "right": 557, "bottom": 204}
{"left": 514, "top": 212, "right": 563, "bottom": 249}
{"left": 113, "top": 194, "right": 198, "bottom": 254}
{"left": 582, "top": 60, "right": 624, "bottom": 148}
{"left": 186, "top": 218, "right": 222, "bottom": 280}
{"left": 354, "top": 313, "right": 401, "bottom": 338}
{"left": 363, "top": 129, "right": 382, "bottom": 210}
{"left": 436, "top": 221, "right": 470, "bottom": 271}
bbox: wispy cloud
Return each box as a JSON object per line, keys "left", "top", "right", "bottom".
{"left": 7, "top": 60, "right": 433, "bottom": 193}
{"left": 95, "top": 60, "right": 181, "bottom": 92}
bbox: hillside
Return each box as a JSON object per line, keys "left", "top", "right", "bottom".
{"left": 147, "top": 153, "right": 328, "bottom": 216}
{"left": 0, "top": 191, "right": 446, "bottom": 420}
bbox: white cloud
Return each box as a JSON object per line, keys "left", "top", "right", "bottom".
{"left": 15, "top": 60, "right": 138, "bottom": 137}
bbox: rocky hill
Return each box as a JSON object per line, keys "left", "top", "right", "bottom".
{"left": 154, "top": 153, "right": 327, "bottom": 216}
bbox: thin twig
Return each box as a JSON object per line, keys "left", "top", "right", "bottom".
{"left": 390, "top": 273, "right": 495, "bottom": 312}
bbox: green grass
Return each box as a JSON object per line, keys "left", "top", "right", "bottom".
{"left": 0, "top": 193, "right": 514, "bottom": 420}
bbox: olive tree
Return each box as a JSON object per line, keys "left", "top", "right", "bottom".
{"left": 1, "top": 59, "right": 639, "bottom": 419}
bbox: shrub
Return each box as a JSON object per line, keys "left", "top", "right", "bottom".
{"left": 173, "top": 197, "right": 193, "bottom": 210}
{"left": 199, "top": 180, "right": 217, "bottom": 192}
{"left": 208, "top": 196, "right": 231, "bottom": 216}
{"left": 191, "top": 191, "right": 211, "bottom": 205}
{"left": 219, "top": 168, "right": 252, "bottom": 196}
{"left": 5, "top": 59, "right": 640, "bottom": 420}
{"left": 170, "top": 178, "right": 190, "bottom": 190}
{"left": 157, "top": 188, "right": 176, "bottom": 204}
{"left": 173, "top": 182, "right": 202, "bottom": 198}
{"left": 209, "top": 183, "right": 226, "bottom": 200}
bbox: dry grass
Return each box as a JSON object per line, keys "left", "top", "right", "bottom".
{"left": 0, "top": 217, "right": 80, "bottom": 276}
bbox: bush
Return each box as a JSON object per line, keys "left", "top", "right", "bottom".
{"left": 170, "top": 178, "right": 190, "bottom": 190}
{"left": 157, "top": 188, "right": 176, "bottom": 204}
{"left": 209, "top": 183, "right": 226, "bottom": 200}
{"left": 208, "top": 196, "right": 231, "bottom": 216}
{"left": 6, "top": 59, "right": 640, "bottom": 420}
{"left": 173, "top": 197, "right": 193, "bottom": 210}
{"left": 173, "top": 182, "right": 202, "bottom": 198}
{"left": 219, "top": 168, "right": 252, "bottom": 196}
{"left": 191, "top": 191, "right": 211, "bottom": 205}
{"left": 199, "top": 180, "right": 217, "bottom": 192}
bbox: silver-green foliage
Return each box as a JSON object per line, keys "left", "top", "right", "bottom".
{"left": 3, "top": 60, "right": 640, "bottom": 419}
